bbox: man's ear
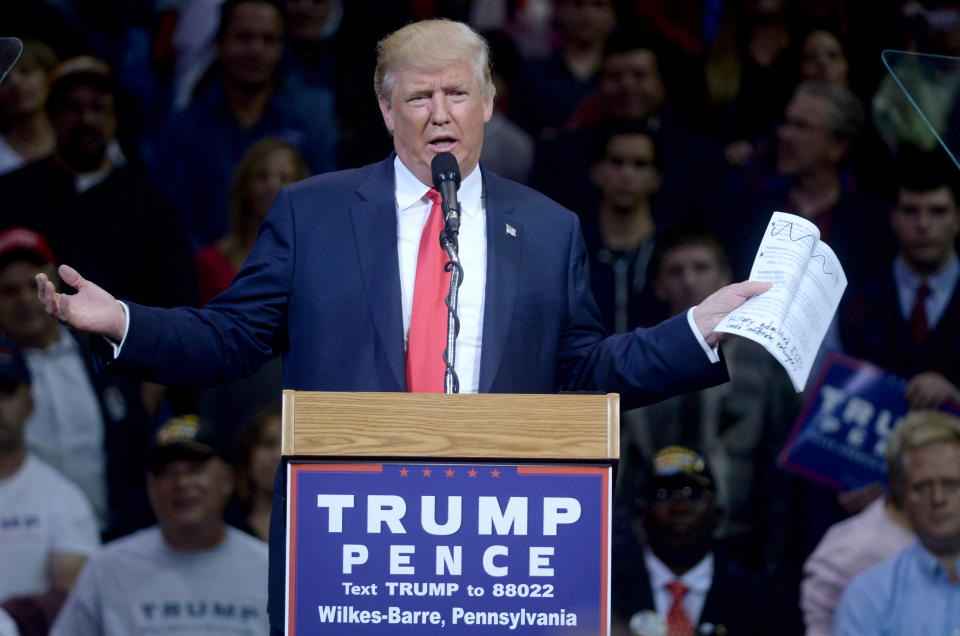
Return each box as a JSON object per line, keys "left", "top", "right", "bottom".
{"left": 378, "top": 98, "right": 395, "bottom": 135}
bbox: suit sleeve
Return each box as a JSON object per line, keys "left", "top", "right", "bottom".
{"left": 556, "top": 215, "right": 728, "bottom": 410}
{"left": 95, "top": 188, "right": 297, "bottom": 386}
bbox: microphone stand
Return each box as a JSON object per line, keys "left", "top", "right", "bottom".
{"left": 439, "top": 215, "right": 463, "bottom": 394}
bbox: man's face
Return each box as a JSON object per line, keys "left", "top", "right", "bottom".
{"left": 776, "top": 94, "right": 844, "bottom": 176}
{"left": 599, "top": 50, "right": 665, "bottom": 121}
{"left": 891, "top": 186, "right": 960, "bottom": 275}
{"left": 654, "top": 245, "right": 731, "bottom": 316}
{"left": 0, "top": 260, "right": 59, "bottom": 349}
{"left": 903, "top": 441, "right": 960, "bottom": 556}
{"left": 0, "top": 384, "right": 32, "bottom": 453}
{"left": 147, "top": 456, "right": 234, "bottom": 536}
{"left": 591, "top": 133, "right": 660, "bottom": 210}
{"left": 642, "top": 481, "right": 718, "bottom": 558}
{"left": 51, "top": 84, "right": 116, "bottom": 173}
{"left": 378, "top": 60, "right": 493, "bottom": 186}
{"left": 219, "top": 1, "right": 284, "bottom": 89}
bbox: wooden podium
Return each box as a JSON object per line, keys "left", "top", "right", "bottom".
{"left": 282, "top": 391, "right": 620, "bottom": 636}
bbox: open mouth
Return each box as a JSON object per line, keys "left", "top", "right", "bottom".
{"left": 428, "top": 137, "right": 457, "bottom": 152}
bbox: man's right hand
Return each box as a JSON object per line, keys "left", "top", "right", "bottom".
{"left": 36, "top": 264, "right": 127, "bottom": 342}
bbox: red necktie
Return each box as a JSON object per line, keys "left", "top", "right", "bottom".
{"left": 909, "top": 283, "right": 931, "bottom": 345}
{"left": 665, "top": 580, "right": 695, "bottom": 636}
{"left": 406, "top": 188, "right": 450, "bottom": 392}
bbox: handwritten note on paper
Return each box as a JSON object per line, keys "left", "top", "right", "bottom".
{"left": 716, "top": 212, "right": 848, "bottom": 391}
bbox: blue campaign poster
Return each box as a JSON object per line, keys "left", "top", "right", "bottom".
{"left": 778, "top": 352, "right": 960, "bottom": 490}
{"left": 286, "top": 462, "right": 611, "bottom": 635}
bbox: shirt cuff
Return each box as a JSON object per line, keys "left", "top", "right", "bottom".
{"left": 687, "top": 306, "right": 720, "bottom": 364}
{"left": 106, "top": 301, "right": 130, "bottom": 358}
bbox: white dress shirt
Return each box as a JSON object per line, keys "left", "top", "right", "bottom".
{"left": 394, "top": 156, "right": 486, "bottom": 393}
{"left": 644, "top": 547, "right": 714, "bottom": 626}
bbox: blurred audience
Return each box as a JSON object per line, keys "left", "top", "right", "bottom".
{"left": 231, "top": 406, "right": 282, "bottom": 541}
{"left": 195, "top": 136, "right": 308, "bottom": 304}
{"left": 0, "top": 336, "right": 99, "bottom": 636}
{"left": 0, "top": 227, "right": 154, "bottom": 537}
{"left": 511, "top": 0, "right": 616, "bottom": 141}
{"left": 0, "top": 55, "right": 197, "bottom": 309}
{"left": 833, "top": 410, "right": 960, "bottom": 634}
{"left": 584, "top": 121, "right": 665, "bottom": 333}
{"left": 703, "top": 0, "right": 797, "bottom": 167}
{"left": 612, "top": 445, "right": 793, "bottom": 635}
{"left": 145, "top": 0, "right": 338, "bottom": 247}
{"left": 840, "top": 150, "right": 960, "bottom": 409}
{"left": 533, "top": 29, "right": 730, "bottom": 222}
{"left": 730, "top": 81, "right": 894, "bottom": 282}
{"left": 478, "top": 30, "right": 534, "bottom": 184}
{"left": 617, "top": 228, "right": 801, "bottom": 572}
{"left": 801, "top": 432, "right": 915, "bottom": 635}
{"left": 51, "top": 415, "right": 269, "bottom": 636}
{"left": 0, "top": 40, "right": 58, "bottom": 176}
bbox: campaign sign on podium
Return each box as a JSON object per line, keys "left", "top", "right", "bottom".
{"left": 286, "top": 461, "right": 611, "bottom": 635}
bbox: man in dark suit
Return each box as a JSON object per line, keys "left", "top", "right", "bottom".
{"left": 612, "top": 445, "right": 792, "bottom": 635}
{"left": 36, "top": 19, "right": 768, "bottom": 633}
{"left": 840, "top": 150, "right": 960, "bottom": 409}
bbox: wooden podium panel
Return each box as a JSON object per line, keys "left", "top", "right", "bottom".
{"left": 281, "top": 391, "right": 619, "bottom": 460}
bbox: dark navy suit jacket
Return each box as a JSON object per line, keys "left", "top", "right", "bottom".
{"left": 103, "top": 156, "right": 728, "bottom": 631}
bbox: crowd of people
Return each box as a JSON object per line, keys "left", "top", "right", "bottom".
{"left": 2, "top": 0, "right": 960, "bottom": 634}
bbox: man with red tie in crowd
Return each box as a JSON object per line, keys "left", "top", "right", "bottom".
{"left": 35, "top": 19, "right": 769, "bottom": 634}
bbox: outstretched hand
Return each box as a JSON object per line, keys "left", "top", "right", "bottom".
{"left": 36, "top": 265, "right": 127, "bottom": 342}
{"left": 692, "top": 280, "right": 772, "bottom": 347}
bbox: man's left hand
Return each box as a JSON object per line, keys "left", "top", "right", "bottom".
{"left": 693, "top": 281, "right": 772, "bottom": 347}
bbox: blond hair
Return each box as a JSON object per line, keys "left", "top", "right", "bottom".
{"left": 886, "top": 410, "right": 960, "bottom": 505}
{"left": 374, "top": 19, "right": 495, "bottom": 103}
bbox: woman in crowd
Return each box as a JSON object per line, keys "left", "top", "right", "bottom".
{"left": 0, "top": 40, "right": 57, "bottom": 175}
{"left": 194, "top": 136, "right": 309, "bottom": 304}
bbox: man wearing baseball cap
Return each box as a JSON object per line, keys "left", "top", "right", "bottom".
{"left": 0, "top": 225, "right": 153, "bottom": 537}
{"left": 0, "top": 55, "right": 197, "bottom": 309}
{"left": 0, "top": 335, "right": 100, "bottom": 633}
{"left": 52, "top": 414, "right": 269, "bottom": 636}
{"left": 611, "top": 445, "right": 790, "bottom": 635}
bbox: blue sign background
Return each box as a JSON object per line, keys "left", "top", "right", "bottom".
{"left": 287, "top": 462, "right": 610, "bottom": 635}
{"left": 779, "top": 353, "right": 909, "bottom": 490}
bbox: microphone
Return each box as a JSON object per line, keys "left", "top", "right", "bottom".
{"left": 431, "top": 152, "right": 461, "bottom": 235}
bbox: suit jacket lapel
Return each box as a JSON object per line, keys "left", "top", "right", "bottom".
{"left": 479, "top": 168, "right": 521, "bottom": 392}
{"left": 351, "top": 156, "right": 407, "bottom": 389}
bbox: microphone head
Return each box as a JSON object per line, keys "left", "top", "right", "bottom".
{"left": 431, "top": 152, "right": 461, "bottom": 190}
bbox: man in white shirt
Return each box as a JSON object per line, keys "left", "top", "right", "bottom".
{"left": 0, "top": 336, "right": 100, "bottom": 632}
{"left": 51, "top": 414, "right": 269, "bottom": 636}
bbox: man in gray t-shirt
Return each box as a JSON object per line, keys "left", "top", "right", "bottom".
{"left": 51, "top": 415, "right": 269, "bottom": 636}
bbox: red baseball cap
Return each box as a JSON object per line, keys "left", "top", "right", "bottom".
{"left": 0, "top": 227, "right": 56, "bottom": 266}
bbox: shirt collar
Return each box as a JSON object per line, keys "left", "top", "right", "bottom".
{"left": 912, "top": 540, "right": 960, "bottom": 582}
{"left": 393, "top": 155, "right": 483, "bottom": 218}
{"left": 643, "top": 546, "right": 714, "bottom": 594}
{"left": 893, "top": 253, "right": 960, "bottom": 298}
